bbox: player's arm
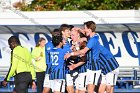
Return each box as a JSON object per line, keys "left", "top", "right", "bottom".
{"left": 64, "top": 37, "right": 97, "bottom": 60}
{"left": 69, "top": 61, "right": 85, "bottom": 70}
{"left": 69, "top": 55, "right": 86, "bottom": 70}
{"left": 69, "top": 41, "right": 87, "bottom": 70}
{"left": 64, "top": 47, "right": 89, "bottom": 59}
{"left": 64, "top": 39, "right": 89, "bottom": 58}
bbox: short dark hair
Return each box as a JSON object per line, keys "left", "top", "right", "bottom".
{"left": 52, "top": 35, "right": 63, "bottom": 47}
{"left": 59, "top": 24, "right": 70, "bottom": 32}
{"left": 8, "top": 36, "right": 21, "bottom": 45}
{"left": 52, "top": 28, "right": 62, "bottom": 37}
{"left": 69, "top": 25, "right": 74, "bottom": 30}
{"left": 84, "top": 21, "right": 96, "bottom": 32}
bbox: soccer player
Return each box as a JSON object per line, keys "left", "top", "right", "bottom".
{"left": 43, "top": 28, "right": 62, "bottom": 93}
{"left": 68, "top": 27, "right": 87, "bottom": 93}
{"left": 46, "top": 35, "right": 71, "bottom": 93}
{"left": 59, "top": 24, "right": 75, "bottom": 93}
{"left": 45, "top": 28, "right": 62, "bottom": 52}
{"left": 59, "top": 24, "right": 71, "bottom": 49}
{"left": 65, "top": 21, "right": 102, "bottom": 93}
{"left": 98, "top": 45, "right": 119, "bottom": 93}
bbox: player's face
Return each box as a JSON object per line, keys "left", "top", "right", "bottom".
{"left": 84, "top": 25, "right": 91, "bottom": 37}
{"left": 70, "top": 30, "right": 79, "bottom": 42}
{"left": 63, "top": 29, "right": 71, "bottom": 38}
{"left": 39, "top": 40, "right": 46, "bottom": 47}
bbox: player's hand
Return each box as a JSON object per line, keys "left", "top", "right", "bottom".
{"left": 2, "top": 80, "right": 7, "bottom": 87}
{"left": 68, "top": 64, "right": 76, "bottom": 70}
{"left": 32, "top": 81, "right": 36, "bottom": 91}
{"left": 64, "top": 53, "right": 71, "bottom": 60}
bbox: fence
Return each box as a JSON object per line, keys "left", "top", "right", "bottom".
{"left": 0, "top": 66, "right": 140, "bottom": 93}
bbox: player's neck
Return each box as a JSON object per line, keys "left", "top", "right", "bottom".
{"left": 90, "top": 32, "right": 96, "bottom": 38}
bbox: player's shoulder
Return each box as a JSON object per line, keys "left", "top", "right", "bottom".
{"left": 46, "top": 41, "right": 54, "bottom": 50}
{"left": 46, "top": 41, "right": 53, "bottom": 46}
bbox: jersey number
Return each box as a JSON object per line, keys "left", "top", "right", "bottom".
{"left": 51, "top": 55, "right": 58, "bottom": 65}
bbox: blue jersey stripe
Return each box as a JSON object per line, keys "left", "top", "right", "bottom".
{"left": 99, "top": 53, "right": 119, "bottom": 75}
{"left": 49, "top": 68, "right": 66, "bottom": 80}
{"left": 111, "top": 57, "right": 119, "bottom": 67}
{"left": 100, "top": 53, "right": 112, "bottom": 71}
{"left": 87, "top": 50, "right": 101, "bottom": 70}
{"left": 79, "top": 65, "right": 87, "bottom": 73}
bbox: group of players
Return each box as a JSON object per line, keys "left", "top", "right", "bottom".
{"left": 42, "top": 21, "right": 119, "bottom": 93}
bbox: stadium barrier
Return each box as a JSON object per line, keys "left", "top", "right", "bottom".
{"left": 116, "top": 66, "right": 140, "bottom": 92}
{"left": 0, "top": 66, "right": 140, "bottom": 93}
{"left": 117, "top": 66, "right": 140, "bottom": 85}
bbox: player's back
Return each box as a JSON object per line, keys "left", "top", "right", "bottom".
{"left": 99, "top": 45, "right": 114, "bottom": 59}
{"left": 49, "top": 48, "right": 65, "bottom": 68}
{"left": 48, "top": 47, "right": 70, "bottom": 80}
{"left": 99, "top": 45, "right": 119, "bottom": 74}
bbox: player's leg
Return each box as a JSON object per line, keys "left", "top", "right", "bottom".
{"left": 86, "top": 69, "right": 101, "bottom": 93}
{"left": 66, "top": 74, "right": 74, "bottom": 93}
{"left": 77, "top": 73, "right": 87, "bottom": 93}
{"left": 106, "top": 68, "right": 119, "bottom": 93}
{"left": 43, "top": 87, "right": 51, "bottom": 93}
{"left": 98, "top": 74, "right": 106, "bottom": 93}
{"left": 53, "top": 79, "right": 65, "bottom": 93}
{"left": 75, "top": 76, "right": 79, "bottom": 93}
{"left": 43, "top": 74, "right": 51, "bottom": 93}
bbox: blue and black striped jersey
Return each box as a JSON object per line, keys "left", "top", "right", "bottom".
{"left": 47, "top": 47, "right": 71, "bottom": 80}
{"left": 45, "top": 41, "right": 54, "bottom": 64}
{"left": 99, "top": 45, "right": 119, "bottom": 75}
{"left": 86, "top": 34, "right": 101, "bottom": 70}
